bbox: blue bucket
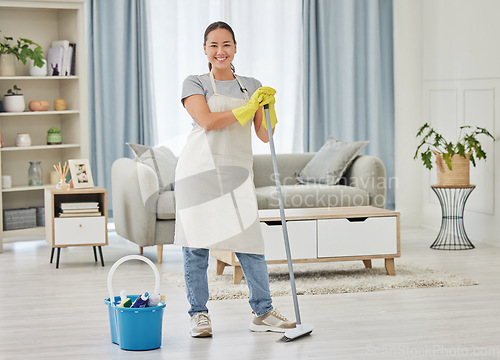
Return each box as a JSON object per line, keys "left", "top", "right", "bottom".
{"left": 105, "top": 255, "right": 166, "bottom": 351}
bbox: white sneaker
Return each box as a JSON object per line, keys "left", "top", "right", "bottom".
{"left": 190, "top": 312, "right": 213, "bottom": 338}
{"left": 249, "top": 309, "right": 296, "bottom": 333}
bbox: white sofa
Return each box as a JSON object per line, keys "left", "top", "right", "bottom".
{"left": 111, "top": 153, "right": 386, "bottom": 263}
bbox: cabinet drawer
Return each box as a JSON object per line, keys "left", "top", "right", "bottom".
{"left": 317, "top": 216, "right": 397, "bottom": 257}
{"left": 262, "top": 220, "right": 316, "bottom": 261}
{"left": 54, "top": 217, "right": 106, "bottom": 246}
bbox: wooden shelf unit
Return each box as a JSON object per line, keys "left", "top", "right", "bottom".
{"left": 0, "top": 0, "right": 88, "bottom": 253}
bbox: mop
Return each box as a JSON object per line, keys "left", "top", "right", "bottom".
{"left": 264, "top": 104, "right": 314, "bottom": 341}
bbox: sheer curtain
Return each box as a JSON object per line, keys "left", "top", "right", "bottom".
{"left": 147, "top": 0, "right": 302, "bottom": 155}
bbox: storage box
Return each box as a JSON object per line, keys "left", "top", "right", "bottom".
{"left": 35, "top": 206, "right": 45, "bottom": 227}
{"left": 3, "top": 208, "right": 37, "bottom": 231}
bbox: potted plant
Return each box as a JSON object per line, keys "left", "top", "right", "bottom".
{"left": 46, "top": 126, "right": 62, "bottom": 145}
{"left": 414, "top": 122, "right": 495, "bottom": 186}
{"left": 3, "top": 85, "right": 25, "bottom": 112}
{"left": 0, "top": 32, "right": 44, "bottom": 76}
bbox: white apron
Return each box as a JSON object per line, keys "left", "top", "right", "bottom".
{"left": 174, "top": 72, "right": 265, "bottom": 254}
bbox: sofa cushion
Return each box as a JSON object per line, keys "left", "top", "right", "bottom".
{"left": 127, "top": 143, "right": 177, "bottom": 193}
{"left": 296, "top": 137, "right": 369, "bottom": 185}
{"left": 157, "top": 190, "right": 176, "bottom": 220}
{"left": 255, "top": 184, "right": 370, "bottom": 209}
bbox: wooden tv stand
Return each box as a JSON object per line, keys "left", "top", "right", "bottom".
{"left": 211, "top": 206, "right": 400, "bottom": 284}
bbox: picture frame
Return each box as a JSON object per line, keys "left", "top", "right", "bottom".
{"left": 68, "top": 159, "right": 94, "bottom": 188}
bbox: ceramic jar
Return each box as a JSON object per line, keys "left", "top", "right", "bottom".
{"left": 16, "top": 133, "right": 31, "bottom": 147}
{"left": 2, "top": 175, "right": 12, "bottom": 189}
{"left": 54, "top": 99, "right": 66, "bottom": 111}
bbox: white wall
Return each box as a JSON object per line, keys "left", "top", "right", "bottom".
{"left": 394, "top": 0, "right": 500, "bottom": 245}
{"left": 393, "top": 0, "right": 423, "bottom": 228}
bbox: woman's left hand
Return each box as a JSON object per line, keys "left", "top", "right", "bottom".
{"left": 254, "top": 106, "right": 274, "bottom": 143}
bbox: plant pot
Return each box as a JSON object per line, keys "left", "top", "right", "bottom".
{"left": 29, "top": 58, "right": 47, "bottom": 77}
{"left": 0, "top": 54, "right": 16, "bottom": 76}
{"left": 434, "top": 152, "right": 470, "bottom": 186}
{"left": 3, "top": 94, "right": 25, "bottom": 112}
{"left": 47, "top": 133, "right": 62, "bottom": 145}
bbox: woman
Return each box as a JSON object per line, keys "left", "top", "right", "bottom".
{"left": 175, "top": 21, "right": 295, "bottom": 338}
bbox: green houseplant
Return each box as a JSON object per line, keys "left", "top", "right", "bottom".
{"left": 0, "top": 32, "right": 44, "bottom": 75}
{"left": 414, "top": 122, "right": 495, "bottom": 186}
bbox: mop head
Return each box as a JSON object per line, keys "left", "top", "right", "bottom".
{"left": 280, "top": 324, "right": 314, "bottom": 342}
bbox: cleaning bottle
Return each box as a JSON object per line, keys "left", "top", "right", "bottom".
{"left": 147, "top": 292, "right": 161, "bottom": 307}
{"left": 131, "top": 292, "right": 149, "bottom": 308}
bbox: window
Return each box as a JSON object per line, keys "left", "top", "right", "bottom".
{"left": 148, "top": 0, "right": 302, "bottom": 154}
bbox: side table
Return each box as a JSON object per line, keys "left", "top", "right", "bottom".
{"left": 430, "top": 185, "right": 475, "bottom": 250}
{"left": 45, "top": 187, "right": 108, "bottom": 268}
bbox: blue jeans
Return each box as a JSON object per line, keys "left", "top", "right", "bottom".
{"left": 183, "top": 247, "right": 273, "bottom": 317}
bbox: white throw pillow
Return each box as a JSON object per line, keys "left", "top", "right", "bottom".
{"left": 296, "top": 137, "right": 369, "bottom": 185}
{"left": 127, "top": 143, "right": 177, "bottom": 192}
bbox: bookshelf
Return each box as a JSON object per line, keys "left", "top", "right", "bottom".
{"left": 0, "top": 0, "right": 88, "bottom": 252}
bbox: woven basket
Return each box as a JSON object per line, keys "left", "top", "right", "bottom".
{"left": 434, "top": 151, "right": 470, "bottom": 186}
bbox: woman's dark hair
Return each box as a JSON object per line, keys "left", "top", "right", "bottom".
{"left": 204, "top": 21, "right": 236, "bottom": 73}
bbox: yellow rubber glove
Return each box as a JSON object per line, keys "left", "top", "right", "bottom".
{"left": 232, "top": 87, "right": 276, "bottom": 126}
{"left": 261, "top": 100, "right": 278, "bottom": 130}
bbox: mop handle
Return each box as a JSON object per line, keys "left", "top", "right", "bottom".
{"left": 264, "top": 104, "right": 302, "bottom": 326}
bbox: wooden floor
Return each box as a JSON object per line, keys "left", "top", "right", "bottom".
{"left": 0, "top": 227, "right": 499, "bottom": 360}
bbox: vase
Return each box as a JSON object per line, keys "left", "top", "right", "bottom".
{"left": 28, "top": 161, "right": 43, "bottom": 186}
{"left": 29, "top": 58, "right": 47, "bottom": 76}
{"left": 56, "top": 178, "right": 70, "bottom": 190}
{"left": 16, "top": 133, "right": 31, "bottom": 147}
{"left": 0, "top": 54, "right": 16, "bottom": 76}
{"left": 3, "top": 94, "right": 25, "bottom": 112}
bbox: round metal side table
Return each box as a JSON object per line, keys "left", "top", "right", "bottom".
{"left": 430, "top": 185, "right": 475, "bottom": 250}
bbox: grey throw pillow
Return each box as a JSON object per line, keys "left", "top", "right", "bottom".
{"left": 127, "top": 143, "right": 177, "bottom": 192}
{"left": 296, "top": 137, "right": 369, "bottom": 185}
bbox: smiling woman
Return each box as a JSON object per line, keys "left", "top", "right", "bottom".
{"left": 173, "top": 20, "right": 297, "bottom": 338}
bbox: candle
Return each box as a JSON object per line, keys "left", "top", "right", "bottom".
{"left": 50, "top": 170, "right": 59, "bottom": 185}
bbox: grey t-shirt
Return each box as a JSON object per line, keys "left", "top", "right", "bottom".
{"left": 181, "top": 74, "right": 262, "bottom": 105}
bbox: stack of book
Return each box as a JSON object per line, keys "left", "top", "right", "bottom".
{"left": 46, "top": 40, "right": 76, "bottom": 76}
{"left": 58, "top": 202, "right": 101, "bottom": 218}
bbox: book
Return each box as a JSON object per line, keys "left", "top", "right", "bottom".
{"left": 60, "top": 202, "right": 99, "bottom": 210}
{"left": 58, "top": 212, "right": 102, "bottom": 218}
{"left": 60, "top": 208, "right": 100, "bottom": 214}
{"left": 51, "top": 40, "right": 70, "bottom": 76}
{"left": 68, "top": 43, "right": 76, "bottom": 75}
{"left": 47, "top": 46, "right": 64, "bottom": 76}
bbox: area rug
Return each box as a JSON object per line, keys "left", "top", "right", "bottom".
{"left": 165, "top": 262, "right": 478, "bottom": 300}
